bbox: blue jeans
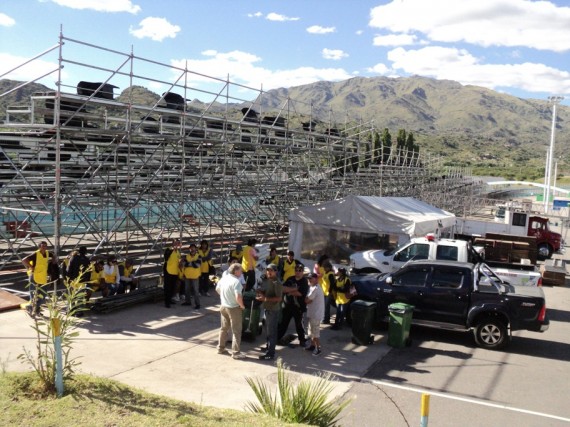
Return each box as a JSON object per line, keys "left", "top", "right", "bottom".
{"left": 334, "top": 303, "right": 347, "bottom": 327}
{"left": 28, "top": 280, "right": 46, "bottom": 313}
{"left": 264, "top": 309, "right": 280, "bottom": 356}
{"left": 184, "top": 278, "right": 200, "bottom": 307}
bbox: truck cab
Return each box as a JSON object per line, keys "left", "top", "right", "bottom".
{"left": 528, "top": 216, "right": 562, "bottom": 258}
{"left": 350, "top": 235, "right": 478, "bottom": 275}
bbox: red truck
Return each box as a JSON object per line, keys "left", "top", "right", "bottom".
{"left": 455, "top": 208, "right": 562, "bottom": 259}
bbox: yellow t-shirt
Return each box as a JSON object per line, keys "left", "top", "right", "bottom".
{"left": 334, "top": 276, "right": 351, "bottom": 305}
{"left": 183, "top": 253, "right": 201, "bottom": 279}
{"left": 166, "top": 248, "right": 181, "bottom": 275}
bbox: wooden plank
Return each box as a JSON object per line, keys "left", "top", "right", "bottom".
{"left": 0, "top": 289, "right": 27, "bottom": 312}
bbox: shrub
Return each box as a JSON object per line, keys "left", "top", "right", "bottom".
{"left": 246, "top": 358, "right": 351, "bottom": 426}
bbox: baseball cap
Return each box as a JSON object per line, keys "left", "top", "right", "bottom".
{"left": 307, "top": 272, "right": 318, "bottom": 279}
{"left": 266, "top": 263, "right": 279, "bottom": 271}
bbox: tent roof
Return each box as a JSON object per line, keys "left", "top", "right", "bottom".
{"left": 288, "top": 196, "right": 455, "bottom": 237}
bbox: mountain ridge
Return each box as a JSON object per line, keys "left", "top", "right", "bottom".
{"left": 1, "top": 76, "right": 567, "bottom": 176}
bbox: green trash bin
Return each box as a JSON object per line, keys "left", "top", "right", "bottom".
{"left": 388, "top": 302, "right": 414, "bottom": 348}
{"left": 242, "top": 290, "right": 262, "bottom": 340}
{"left": 350, "top": 300, "right": 377, "bottom": 345}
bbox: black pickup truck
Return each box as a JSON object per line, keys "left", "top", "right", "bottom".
{"left": 351, "top": 260, "right": 549, "bottom": 349}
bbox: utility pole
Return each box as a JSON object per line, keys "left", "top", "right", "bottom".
{"left": 544, "top": 95, "right": 564, "bottom": 213}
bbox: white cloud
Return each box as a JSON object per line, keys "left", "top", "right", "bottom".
{"left": 307, "top": 25, "right": 336, "bottom": 34}
{"left": 322, "top": 48, "right": 348, "bottom": 60}
{"left": 367, "top": 63, "right": 391, "bottom": 75}
{"left": 171, "top": 50, "right": 351, "bottom": 91}
{"left": 0, "top": 52, "right": 66, "bottom": 83}
{"left": 373, "top": 34, "right": 418, "bottom": 47}
{"left": 266, "top": 12, "right": 299, "bottom": 22}
{"left": 147, "top": 81, "right": 164, "bottom": 91}
{"left": 0, "top": 13, "right": 15, "bottom": 26}
{"left": 51, "top": 0, "right": 141, "bottom": 14}
{"left": 129, "top": 17, "right": 181, "bottom": 42}
{"left": 247, "top": 12, "right": 263, "bottom": 18}
{"left": 370, "top": 0, "right": 570, "bottom": 52}
{"left": 386, "top": 46, "right": 570, "bottom": 94}
{"left": 355, "top": 30, "right": 363, "bottom": 36}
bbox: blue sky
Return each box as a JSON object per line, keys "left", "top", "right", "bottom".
{"left": 1, "top": 0, "right": 569, "bottom": 105}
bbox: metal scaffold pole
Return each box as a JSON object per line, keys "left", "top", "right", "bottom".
{"left": 0, "top": 31, "right": 480, "bottom": 286}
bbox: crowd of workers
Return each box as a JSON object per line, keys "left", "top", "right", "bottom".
{"left": 22, "top": 238, "right": 356, "bottom": 360}
{"left": 22, "top": 242, "right": 139, "bottom": 316}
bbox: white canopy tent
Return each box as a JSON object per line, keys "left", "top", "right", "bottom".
{"left": 288, "top": 196, "right": 456, "bottom": 264}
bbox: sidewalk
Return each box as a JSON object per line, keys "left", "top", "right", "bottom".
{"left": 0, "top": 296, "right": 391, "bottom": 411}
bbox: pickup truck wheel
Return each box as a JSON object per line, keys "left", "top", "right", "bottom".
{"left": 537, "top": 243, "right": 553, "bottom": 260}
{"left": 474, "top": 318, "right": 509, "bottom": 350}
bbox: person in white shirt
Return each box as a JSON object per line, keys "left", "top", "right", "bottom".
{"left": 222, "top": 257, "right": 246, "bottom": 286}
{"left": 103, "top": 255, "right": 120, "bottom": 296}
{"left": 305, "top": 272, "right": 325, "bottom": 356}
{"left": 215, "top": 263, "right": 246, "bottom": 359}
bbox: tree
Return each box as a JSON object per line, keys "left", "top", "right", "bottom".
{"left": 405, "top": 131, "right": 415, "bottom": 152}
{"left": 396, "top": 129, "right": 406, "bottom": 151}
{"left": 363, "top": 136, "right": 371, "bottom": 168}
{"left": 370, "top": 130, "right": 380, "bottom": 164}
{"left": 381, "top": 128, "right": 392, "bottom": 163}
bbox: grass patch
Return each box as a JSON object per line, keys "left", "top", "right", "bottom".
{"left": 0, "top": 371, "right": 296, "bottom": 426}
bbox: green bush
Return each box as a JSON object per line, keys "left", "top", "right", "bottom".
{"left": 246, "top": 358, "right": 351, "bottom": 426}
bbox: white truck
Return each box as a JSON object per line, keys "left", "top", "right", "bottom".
{"left": 349, "top": 235, "right": 542, "bottom": 287}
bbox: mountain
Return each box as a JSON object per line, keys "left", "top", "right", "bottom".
{"left": 1, "top": 76, "right": 567, "bottom": 176}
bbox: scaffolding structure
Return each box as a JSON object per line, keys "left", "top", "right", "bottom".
{"left": 0, "top": 32, "right": 479, "bottom": 283}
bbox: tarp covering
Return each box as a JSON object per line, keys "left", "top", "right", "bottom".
{"left": 288, "top": 196, "right": 456, "bottom": 258}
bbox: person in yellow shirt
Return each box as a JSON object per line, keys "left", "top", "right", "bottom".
{"left": 331, "top": 268, "right": 351, "bottom": 330}
{"left": 198, "top": 240, "right": 213, "bottom": 297}
{"left": 118, "top": 258, "right": 139, "bottom": 294}
{"left": 163, "top": 238, "right": 181, "bottom": 308}
{"left": 103, "top": 255, "right": 120, "bottom": 296}
{"left": 22, "top": 241, "right": 53, "bottom": 316}
{"left": 230, "top": 244, "right": 243, "bottom": 263}
{"left": 321, "top": 261, "right": 335, "bottom": 324}
{"left": 282, "top": 250, "right": 300, "bottom": 282}
{"left": 85, "top": 260, "right": 106, "bottom": 301}
{"left": 265, "top": 245, "right": 280, "bottom": 267}
{"left": 182, "top": 243, "right": 201, "bottom": 309}
{"left": 241, "top": 238, "right": 258, "bottom": 291}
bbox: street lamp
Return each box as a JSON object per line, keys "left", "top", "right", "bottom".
{"left": 544, "top": 95, "right": 564, "bottom": 213}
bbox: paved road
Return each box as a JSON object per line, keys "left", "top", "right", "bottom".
{"left": 340, "top": 284, "right": 570, "bottom": 426}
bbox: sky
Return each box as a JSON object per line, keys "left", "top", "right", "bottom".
{"left": 1, "top": 0, "right": 569, "bottom": 106}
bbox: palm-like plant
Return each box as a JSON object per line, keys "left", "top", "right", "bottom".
{"left": 246, "top": 358, "right": 351, "bottom": 426}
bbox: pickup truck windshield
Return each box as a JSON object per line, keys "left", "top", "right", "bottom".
{"left": 395, "top": 243, "right": 429, "bottom": 262}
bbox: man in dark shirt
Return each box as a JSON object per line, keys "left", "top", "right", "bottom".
{"left": 257, "top": 263, "right": 283, "bottom": 360}
{"left": 277, "top": 263, "right": 309, "bottom": 348}
{"left": 67, "top": 246, "right": 90, "bottom": 283}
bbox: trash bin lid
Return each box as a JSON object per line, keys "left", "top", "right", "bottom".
{"left": 388, "top": 302, "right": 414, "bottom": 313}
{"left": 243, "top": 290, "right": 257, "bottom": 298}
{"left": 351, "top": 299, "right": 377, "bottom": 309}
